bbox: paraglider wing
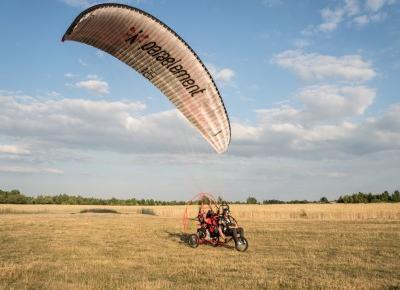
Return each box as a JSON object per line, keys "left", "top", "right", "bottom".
{"left": 62, "top": 3, "right": 231, "bottom": 153}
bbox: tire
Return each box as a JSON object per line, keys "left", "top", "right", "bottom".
{"left": 197, "top": 228, "right": 207, "bottom": 239}
{"left": 235, "top": 237, "right": 248, "bottom": 252}
{"left": 188, "top": 234, "right": 199, "bottom": 248}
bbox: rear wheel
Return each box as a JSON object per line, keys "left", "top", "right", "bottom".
{"left": 188, "top": 234, "right": 199, "bottom": 248}
{"left": 235, "top": 237, "right": 248, "bottom": 252}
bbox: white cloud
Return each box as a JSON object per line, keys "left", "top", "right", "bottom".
{"left": 206, "top": 64, "right": 236, "bottom": 85}
{"left": 297, "top": 85, "right": 375, "bottom": 118}
{"left": 65, "top": 73, "right": 79, "bottom": 78}
{"left": 0, "top": 165, "right": 63, "bottom": 174}
{"left": 229, "top": 98, "right": 400, "bottom": 158}
{"left": 273, "top": 50, "right": 376, "bottom": 83}
{"left": 60, "top": 0, "right": 93, "bottom": 8}
{"left": 0, "top": 145, "right": 30, "bottom": 155}
{"left": 311, "top": 0, "right": 396, "bottom": 33}
{"left": 365, "top": 0, "right": 396, "bottom": 11}
{"left": 47, "top": 91, "right": 61, "bottom": 98}
{"left": 216, "top": 68, "right": 235, "bottom": 82}
{"left": 353, "top": 14, "right": 370, "bottom": 26}
{"left": 353, "top": 11, "right": 387, "bottom": 27}
{"left": 319, "top": 6, "right": 345, "bottom": 32}
{"left": 75, "top": 80, "right": 110, "bottom": 94}
{"left": 0, "top": 93, "right": 206, "bottom": 156}
{"left": 0, "top": 91, "right": 399, "bottom": 198}
{"left": 0, "top": 90, "right": 398, "bottom": 163}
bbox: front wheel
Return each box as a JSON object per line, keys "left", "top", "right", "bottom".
{"left": 188, "top": 234, "right": 199, "bottom": 248}
{"left": 235, "top": 237, "right": 248, "bottom": 252}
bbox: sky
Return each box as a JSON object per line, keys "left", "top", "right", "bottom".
{"left": 0, "top": 0, "right": 399, "bottom": 201}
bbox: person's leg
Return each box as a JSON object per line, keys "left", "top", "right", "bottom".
{"left": 237, "top": 227, "right": 244, "bottom": 238}
{"left": 231, "top": 228, "right": 238, "bottom": 242}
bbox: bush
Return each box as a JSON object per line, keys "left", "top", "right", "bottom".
{"left": 320, "top": 197, "right": 329, "bottom": 203}
{"left": 246, "top": 197, "right": 258, "bottom": 204}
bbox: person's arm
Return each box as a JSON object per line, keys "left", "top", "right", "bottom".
{"left": 218, "top": 225, "right": 226, "bottom": 239}
{"left": 229, "top": 216, "right": 238, "bottom": 228}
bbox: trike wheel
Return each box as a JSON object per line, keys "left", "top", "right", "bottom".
{"left": 188, "top": 234, "right": 199, "bottom": 248}
{"left": 235, "top": 237, "right": 248, "bottom": 252}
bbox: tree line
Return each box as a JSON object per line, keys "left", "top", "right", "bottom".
{"left": 246, "top": 190, "right": 399, "bottom": 204}
{"left": 0, "top": 189, "right": 186, "bottom": 206}
{"left": 1, "top": 189, "right": 399, "bottom": 205}
{"left": 336, "top": 190, "right": 400, "bottom": 203}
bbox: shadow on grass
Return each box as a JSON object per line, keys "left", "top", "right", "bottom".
{"left": 165, "top": 231, "right": 192, "bottom": 245}
{"left": 80, "top": 208, "right": 120, "bottom": 214}
{"left": 164, "top": 231, "right": 235, "bottom": 250}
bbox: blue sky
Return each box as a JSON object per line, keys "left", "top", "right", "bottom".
{"left": 0, "top": 0, "right": 399, "bottom": 201}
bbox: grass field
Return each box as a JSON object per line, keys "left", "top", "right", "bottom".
{"left": 1, "top": 204, "right": 400, "bottom": 289}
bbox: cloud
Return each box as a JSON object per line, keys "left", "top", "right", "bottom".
{"left": 273, "top": 50, "right": 376, "bottom": 83}
{"left": 75, "top": 80, "right": 110, "bottom": 94}
{"left": 308, "top": 0, "right": 396, "bottom": 33}
{"left": 206, "top": 64, "right": 236, "bottom": 85}
{"left": 297, "top": 85, "right": 375, "bottom": 118}
{"left": 46, "top": 91, "right": 61, "bottom": 98}
{"left": 229, "top": 100, "right": 400, "bottom": 159}
{"left": 0, "top": 89, "right": 398, "bottom": 163}
{"left": 215, "top": 68, "right": 235, "bottom": 82}
{"left": 365, "top": 0, "right": 396, "bottom": 11}
{"left": 60, "top": 0, "right": 93, "bottom": 8}
{"left": 0, "top": 93, "right": 207, "bottom": 156}
{"left": 0, "top": 145, "right": 30, "bottom": 155}
{"left": 0, "top": 165, "right": 63, "bottom": 174}
{"left": 65, "top": 73, "right": 79, "bottom": 78}
{"left": 319, "top": 6, "right": 345, "bottom": 32}
{"left": 353, "top": 11, "right": 387, "bottom": 27}
{"left": 86, "top": 74, "right": 99, "bottom": 80}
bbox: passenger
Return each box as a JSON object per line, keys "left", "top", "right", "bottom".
{"left": 220, "top": 208, "right": 243, "bottom": 243}
{"left": 205, "top": 209, "right": 226, "bottom": 240}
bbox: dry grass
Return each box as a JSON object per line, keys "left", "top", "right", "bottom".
{"left": 0, "top": 204, "right": 399, "bottom": 289}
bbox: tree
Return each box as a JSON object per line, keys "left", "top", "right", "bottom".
{"left": 392, "top": 190, "right": 400, "bottom": 202}
{"left": 320, "top": 197, "right": 329, "bottom": 203}
{"left": 246, "top": 196, "right": 258, "bottom": 204}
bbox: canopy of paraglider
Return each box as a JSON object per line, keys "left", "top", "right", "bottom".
{"left": 62, "top": 3, "right": 231, "bottom": 154}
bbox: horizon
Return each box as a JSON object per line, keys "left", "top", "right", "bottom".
{"left": 1, "top": 0, "right": 399, "bottom": 201}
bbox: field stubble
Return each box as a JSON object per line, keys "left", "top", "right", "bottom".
{"left": 0, "top": 204, "right": 399, "bottom": 289}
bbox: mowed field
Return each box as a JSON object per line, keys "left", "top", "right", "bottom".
{"left": 1, "top": 204, "right": 400, "bottom": 289}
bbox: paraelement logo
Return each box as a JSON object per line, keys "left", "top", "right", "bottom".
{"left": 125, "top": 26, "right": 149, "bottom": 44}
